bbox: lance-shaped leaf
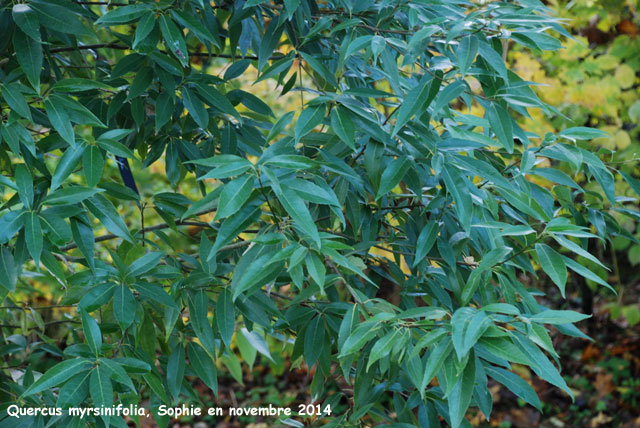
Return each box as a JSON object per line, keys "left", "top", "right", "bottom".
{"left": 25, "top": 211, "right": 42, "bottom": 267}
{"left": 22, "top": 359, "right": 93, "bottom": 397}
{"left": 215, "top": 175, "right": 254, "bottom": 219}
{"left": 14, "top": 28, "right": 42, "bottom": 92}
{"left": 0, "top": 247, "right": 18, "bottom": 293}
{"left": 187, "top": 342, "right": 218, "bottom": 396}
{"left": 216, "top": 288, "right": 235, "bottom": 349}
{"left": 274, "top": 186, "right": 321, "bottom": 247}
{"left": 535, "top": 243, "right": 567, "bottom": 295}
{"left": 392, "top": 71, "right": 442, "bottom": 136}
{"left": 114, "top": 284, "right": 136, "bottom": 330}
{"left": 84, "top": 193, "right": 135, "bottom": 243}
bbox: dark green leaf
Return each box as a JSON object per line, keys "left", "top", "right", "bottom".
{"left": 113, "top": 285, "right": 136, "bottom": 330}
{"left": 216, "top": 288, "right": 235, "bottom": 349}
{"left": 22, "top": 359, "right": 92, "bottom": 397}
{"left": 83, "top": 145, "right": 105, "bottom": 188}
{"left": 13, "top": 28, "right": 42, "bottom": 92}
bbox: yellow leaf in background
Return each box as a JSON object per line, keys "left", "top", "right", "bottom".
{"left": 615, "top": 64, "right": 636, "bottom": 89}
{"left": 593, "top": 54, "right": 619, "bottom": 71}
{"left": 559, "top": 36, "right": 590, "bottom": 61}
{"left": 592, "top": 125, "right": 619, "bottom": 150}
{"left": 615, "top": 130, "right": 631, "bottom": 150}
{"left": 512, "top": 52, "right": 545, "bottom": 82}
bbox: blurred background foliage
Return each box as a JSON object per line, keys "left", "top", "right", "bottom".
{"left": 508, "top": 0, "right": 640, "bottom": 331}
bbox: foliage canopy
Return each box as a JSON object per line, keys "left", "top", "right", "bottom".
{"left": 0, "top": 0, "right": 633, "bottom": 427}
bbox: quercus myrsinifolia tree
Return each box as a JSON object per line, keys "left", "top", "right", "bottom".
{"left": 0, "top": 0, "right": 634, "bottom": 427}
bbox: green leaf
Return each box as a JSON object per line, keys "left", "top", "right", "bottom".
{"left": 167, "top": 344, "right": 185, "bottom": 403}
{"left": 194, "top": 155, "right": 252, "bottom": 180}
{"left": 392, "top": 71, "right": 441, "bottom": 137}
{"left": 57, "top": 371, "right": 90, "bottom": 408}
{"left": 535, "top": 243, "right": 567, "bottom": 296}
{"left": 134, "top": 282, "right": 178, "bottom": 309}
{"left": 330, "top": 106, "right": 356, "bottom": 149}
{"left": 84, "top": 194, "right": 135, "bottom": 243}
{"left": 420, "top": 338, "right": 452, "bottom": 396}
{"left": 187, "top": 342, "right": 218, "bottom": 396}
{"left": 125, "top": 65, "right": 153, "bottom": 102}
{"left": 90, "top": 366, "right": 112, "bottom": 425}
{"left": 295, "top": 105, "right": 325, "bottom": 142}
{"left": 300, "top": 51, "right": 338, "bottom": 87}
{"left": 209, "top": 204, "right": 261, "bottom": 257}
{"left": 96, "top": 138, "right": 134, "bottom": 158}
{"left": 81, "top": 309, "right": 102, "bottom": 355}
{"left": 53, "top": 78, "right": 115, "bottom": 93}
{"left": 274, "top": 186, "right": 321, "bottom": 247}
{"left": 13, "top": 28, "right": 42, "bottom": 92}
{"left": 30, "top": 2, "right": 89, "bottom": 36}
{"left": 442, "top": 164, "right": 473, "bottom": 234}
{"left": 171, "top": 10, "right": 216, "bottom": 44}
{"left": 305, "top": 252, "right": 326, "bottom": 290}
{"left": 51, "top": 144, "right": 85, "bottom": 191}
{"left": 231, "top": 252, "right": 284, "bottom": 300}
{"left": 96, "top": 4, "right": 150, "bottom": 25}
{"left": 0, "top": 247, "right": 18, "bottom": 293}
{"left": 22, "top": 359, "right": 92, "bottom": 397}
{"left": 339, "top": 322, "right": 380, "bottom": 357}
{"left": 70, "top": 219, "right": 95, "bottom": 271}
{"left": 186, "top": 291, "right": 216, "bottom": 355}
{"left": 529, "top": 310, "right": 590, "bottom": 325}
{"left": 413, "top": 221, "right": 438, "bottom": 267}
{"left": 216, "top": 288, "right": 235, "bottom": 349}
{"left": 45, "top": 187, "right": 104, "bottom": 205}
{"left": 133, "top": 12, "right": 156, "bottom": 49}
{"left": 448, "top": 354, "right": 476, "bottom": 428}
{"left": 83, "top": 145, "right": 105, "bottom": 188}
{"left": 12, "top": 4, "right": 41, "bottom": 42}
{"left": 159, "top": 15, "right": 189, "bottom": 67}
{"left": 114, "top": 285, "right": 136, "bottom": 330}
{"left": 25, "top": 211, "right": 42, "bottom": 267}
{"left": 100, "top": 358, "right": 136, "bottom": 392}
{"left": 485, "top": 366, "right": 541, "bottom": 410}
{"left": 79, "top": 282, "right": 116, "bottom": 312}
{"left": 182, "top": 86, "right": 209, "bottom": 129}
{"left": 563, "top": 256, "right": 615, "bottom": 293}
{"left": 304, "top": 316, "right": 324, "bottom": 367}
{"left": 263, "top": 154, "right": 316, "bottom": 170}
{"left": 259, "top": 19, "right": 285, "bottom": 71}
{"left": 366, "top": 329, "right": 398, "bottom": 371}
{"left": 1, "top": 83, "right": 32, "bottom": 121}
{"left": 376, "top": 156, "right": 410, "bottom": 200}
{"left": 127, "top": 251, "right": 163, "bottom": 278}
{"left": 15, "top": 164, "right": 33, "bottom": 209}
{"left": 194, "top": 83, "right": 240, "bottom": 120}
{"left": 558, "top": 127, "right": 608, "bottom": 140}
{"left": 44, "top": 97, "right": 74, "bottom": 146}
{"left": 240, "top": 328, "right": 274, "bottom": 362}
{"left": 451, "top": 308, "right": 491, "bottom": 360}
{"left": 155, "top": 92, "right": 174, "bottom": 132}
{"left": 112, "top": 357, "right": 150, "bottom": 374}
{"left": 456, "top": 35, "right": 478, "bottom": 76}
{"left": 514, "top": 335, "right": 572, "bottom": 397}
{"left": 485, "top": 103, "right": 514, "bottom": 153}
{"left": 215, "top": 175, "right": 254, "bottom": 219}
{"left": 552, "top": 235, "right": 607, "bottom": 270}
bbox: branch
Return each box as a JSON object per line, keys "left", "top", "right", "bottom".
{"left": 58, "top": 208, "right": 254, "bottom": 254}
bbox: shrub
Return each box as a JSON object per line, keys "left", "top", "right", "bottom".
{"left": 0, "top": 1, "right": 630, "bottom": 427}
